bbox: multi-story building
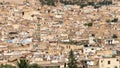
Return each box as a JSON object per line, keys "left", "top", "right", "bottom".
{"left": 99, "top": 58, "right": 120, "bottom": 68}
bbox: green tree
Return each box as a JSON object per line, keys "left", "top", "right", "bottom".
{"left": 84, "top": 22, "right": 93, "bottom": 27}
{"left": 29, "top": 64, "right": 43, "bottom": 68}
{"left": 111, "top": 18, "right": 118, "bottom": 22}
{"left": 17, "top": 58, "right": 43, "bottom": 68}
{"left": 17, "top": 58, "right": 29, "bottom": 68}
{"left": 87, "top": 23, "right": 93, "bottom": 27}
{"left": 68, "top": 50, "right": 78, "bottom": 68}
{"left": 39, "top": 0, "right": 56, "bottom": 6}
{"left": 0, "top": 64, "right": 15, "bottom": 68}
{"left": 112, "top": 34, "right": 118, "bottom": 38}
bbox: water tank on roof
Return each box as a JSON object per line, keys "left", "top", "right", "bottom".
{"left": 20, "top": 38, "right": 32, "bottom": 45}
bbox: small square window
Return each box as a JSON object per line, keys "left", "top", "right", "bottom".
{"left": 91, "top": 48, "right": 94, "bottom": 50}
{"left": 116, "top": 59, "right": 119, "bottom": 61}
{"left": 101, "top": 60, "right": 103, "bottom": 63}
{"left": 108, "top": 61, "right": 110, "bottom": 64}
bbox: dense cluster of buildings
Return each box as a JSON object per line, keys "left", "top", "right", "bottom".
{"left": 0, "top": 0, "right": 120, "bottom": 68}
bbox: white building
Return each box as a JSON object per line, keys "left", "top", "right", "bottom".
{"left": 83, "top": 47, "right": 102, "bottom": 55}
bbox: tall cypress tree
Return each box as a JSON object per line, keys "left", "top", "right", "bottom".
{"left": 17, "top": 58, "right": 29, "bottom": 68}
{"left": 0, "top": 64, "right": 15, "bottom": 68}
{"left": 68, "top": 50, "right": 78, "bottom": 68}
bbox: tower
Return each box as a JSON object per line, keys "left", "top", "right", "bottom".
{"left": 35, "top": 23, "right": 41, "bottom": 42}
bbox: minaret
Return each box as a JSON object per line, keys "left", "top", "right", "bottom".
{"left": 34, "top": 17, "right": 41, "bottom": 42}
{"left": 36, "top": 23, "right": 41, "bottom": 42}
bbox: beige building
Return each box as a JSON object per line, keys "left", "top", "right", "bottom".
{"left": 0, "top": 0, "right": 26, "bottom": 4}
{"left": 99, "top": 58, "right": 120, "bottom": 68}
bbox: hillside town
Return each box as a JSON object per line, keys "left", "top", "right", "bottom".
{"left": 0, "top": 0, "right": 120, "bottom": 68}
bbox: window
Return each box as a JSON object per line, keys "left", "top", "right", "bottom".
{"left": 108, "top": 61, "right": 110, "bottom": 64}
{"left": 114, "top": 66, "right": 118, "bottom": 68}
{"left": 101, "top": 60, "right": 103, "bottom": 63}
{"left": 22, "top": 12, "right": 24, "bottom": 15}
{"left": 91, "top": 48, "right": 94, "bottom": 50}
{"left": 116, "top": 59, "right": 119, "bottom": 61}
